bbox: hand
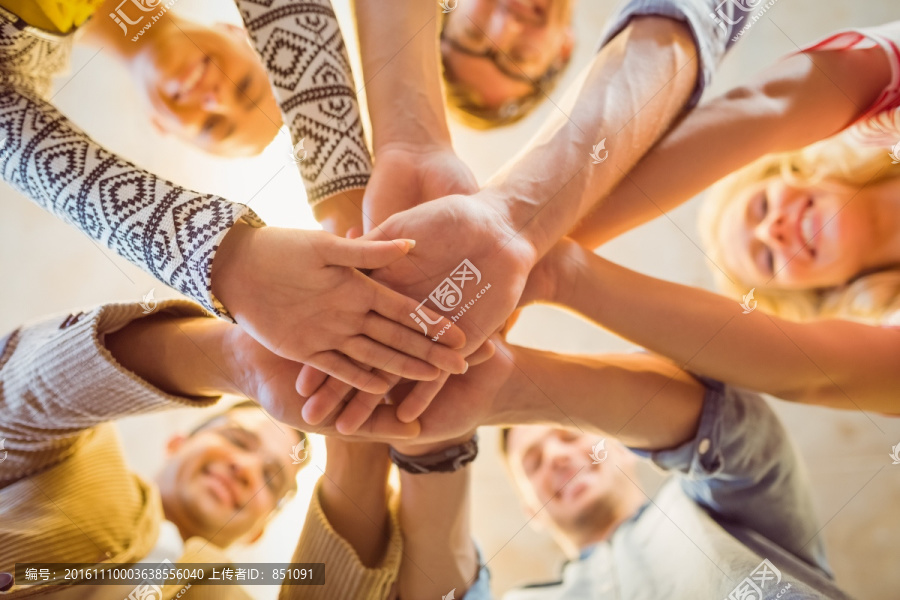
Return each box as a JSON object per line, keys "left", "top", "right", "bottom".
{"left": 221, "top": 322, "right": 421, "bottom": 439}
{"left": 296, "top": 336, "right": 497, "bottom": 434}
{"left": 364, "top": 192, "right": 538, "bottom": 421}
{"left": 211, "top": 223, "right": 467, "bottom": 393}
{"left": 387, "top": 338, "right": 516, "bottom": 447}
{"left": 362, "top": 143, "right": 479, "bottom": 230}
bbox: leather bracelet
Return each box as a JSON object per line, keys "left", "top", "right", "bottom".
{"left": 389, "top": 434, "right": 479, "bottom": 474}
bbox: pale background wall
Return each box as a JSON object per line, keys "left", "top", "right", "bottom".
{"left": 2, "top": 0, "right": 899, "bottom": 598}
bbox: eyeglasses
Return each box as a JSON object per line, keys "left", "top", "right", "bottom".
{"left": 439, "top": 20, "right": 560, "bottom": 91}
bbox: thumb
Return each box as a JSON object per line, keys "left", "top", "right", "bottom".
{"left": 325, "top": 236, "right": 416, "bottom": 269}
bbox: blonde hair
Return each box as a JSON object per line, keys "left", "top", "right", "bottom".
{"left": 698, "top": 138, "right": 900, "bottom": 325}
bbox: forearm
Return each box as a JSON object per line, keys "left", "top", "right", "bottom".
{"left": 0, "top": 85, "right": 262, "bottom": 317}
{"left": 318, "top": 441, "right": 392, "bottom": 568}
{"left": 570, "top": 47, "right": 891, "bottom": 248}
{"left": 0, "top": 302, "right": 220, "bottom": 486}
{"left": 235, "top": 0, "right": 371, "bottom": 207}
{"left": 397, "top": 461, "right": 477, "bottom": 598}
{"left": 490, "top": 345, "right": 704, "bottom": 451}
{"left": 487, "top": 16, "right": 697, "bottom": 257}
{"left": 352, "top": 0, "right": 450, "bottom": 152}
{"left": 104, "top": 314, "right": 240, "bottom": 398}
{"left": 556, "top": 247, "right": 900, "bottom": 410}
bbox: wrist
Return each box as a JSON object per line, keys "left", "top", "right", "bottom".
{"left": 210, "top": 221, "right": 258, "bottom": 317}
{"left": 391, "top": 431, "right": 475, "bottom": 458}
{"left": 313, "top": 189, "right": 365, "bottom": 236}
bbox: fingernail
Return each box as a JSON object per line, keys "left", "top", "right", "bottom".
{"left": 399, "top": 239, "right": 416, "bottom": 250}
{"left": 462, "top": 361, "right": 469, "bottom": 374}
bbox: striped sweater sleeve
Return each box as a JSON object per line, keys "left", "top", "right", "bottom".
{"left": 280, "top": 478, "right": 402, "bottom": 600}
{"left": 234, "top": 0, "right": 372, "bottom": 207}
{"left": 0, "top": 300, "right": 221, "bottom": 487}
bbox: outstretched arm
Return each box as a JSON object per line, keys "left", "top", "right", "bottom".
{"left": 352, "top": 0, "right": 478, "bottom": 228}
{"left": 528, "top": 239, "right": 900, "bottom": 413}
{"left": 570, "top": 40, "right": 892, "bottom": 247}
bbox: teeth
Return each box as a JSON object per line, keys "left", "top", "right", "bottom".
{"left": 181, "top": 60, "right": 205, "bottom": 96}
{"left": 801, "top": 208, "right": 815, "bottom": 246}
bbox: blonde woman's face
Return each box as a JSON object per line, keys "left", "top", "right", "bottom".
{"left": 717, "top": 176, "right": 876, "bottom": 290}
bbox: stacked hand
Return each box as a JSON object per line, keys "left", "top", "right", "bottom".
{"left": 211, "top": 222, "right": 469, "bottom": 394}
{"left": 297, "top": 192, "right": 539, "bottom": 432}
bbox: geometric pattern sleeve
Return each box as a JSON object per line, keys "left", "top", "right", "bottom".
{"left": 236, "top": 0, "right": 372, "bottom": 207}
{"left": 0, "top": 84, "right": 265, "bottom": 317}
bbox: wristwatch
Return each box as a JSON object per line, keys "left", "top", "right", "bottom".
{"left": 389, "top": 435, "right": 479, "bottom": 474}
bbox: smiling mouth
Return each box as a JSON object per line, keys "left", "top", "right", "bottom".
{"left": 797, "top": 198, "right": 818, "bottom": 258}
{"left": 202, "top": 466, "right": 239, "bottom": 509}
{"left": 174, "top": 56, "right": 210, "bottom": 103}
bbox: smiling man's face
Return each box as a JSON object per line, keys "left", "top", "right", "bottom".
{"left": 441, "top": 0, "right": 574, "bottom": 121}
{"left": 506, "top": 426, "right": 638, "bottom": 546}
{"left": 156, "top": 407, "right": 303, "bottom": 547}
{"left": 130, "top": 20, "right": 282, "bottom": 157}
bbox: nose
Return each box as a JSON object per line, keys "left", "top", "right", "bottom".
{"left": 487, "top": 5, "right": 525, "bottom": 48}
{"left": 229, "top": 454, "right": 261, "bottom": 498}
{"left": 754, "top": 212, "right": 793, "bottom": 249}
{"left": 201, "top": 83, "right": 229, "bottom": 112}
{"left": 544, "top": 438, "right": 577, "bottom": 473}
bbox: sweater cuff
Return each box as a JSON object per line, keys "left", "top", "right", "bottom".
{"left": 287, "top": 479, "right": 401, "bottom": 600}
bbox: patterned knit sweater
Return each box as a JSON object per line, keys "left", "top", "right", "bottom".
{"left": 0, "top": 0, "right": 372, "bottom": 317}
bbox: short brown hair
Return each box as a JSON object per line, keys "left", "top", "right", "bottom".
{"left": 498, "top": 426, "right": 513, "bottom": 458}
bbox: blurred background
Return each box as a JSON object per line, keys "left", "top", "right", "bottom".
{"left": 2, "top": 0, "right": 900, "bottom": 598}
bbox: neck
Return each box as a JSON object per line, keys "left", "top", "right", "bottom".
{"left": 566, "top": 487, "right": 646, "bottom": 557}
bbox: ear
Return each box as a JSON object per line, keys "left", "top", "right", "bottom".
{"left": 559, "top": 28, "right": 575, "bottom": 63}
{"left": 150, "top": 114, "right": 169, "bottom": 135}
{"left": 166, "top": 434, "right": 187, "bottom": 456}
{"left": 522, "top": 501, "right": 546, "bottom": 532}
{"left": 245, "top": 527, "right": 265, "bottom": 544}
{"left": 216, "top": 22, "right": 248, "bottom": 42}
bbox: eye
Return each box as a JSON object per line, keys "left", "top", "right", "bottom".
{"left": 201, "top": 115, "right": 223, "bottom": 135}
{"left": 763, "top": 247, "right": 774, "bottom": 275}
{"left": 236, "top": 74, "right": 251, "bottom": 97}
{"left": 222, "top": 428, "right": 250, "bottom": 449}
{"left": 523, "top": 450, "right": 541, "bottom": 475}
